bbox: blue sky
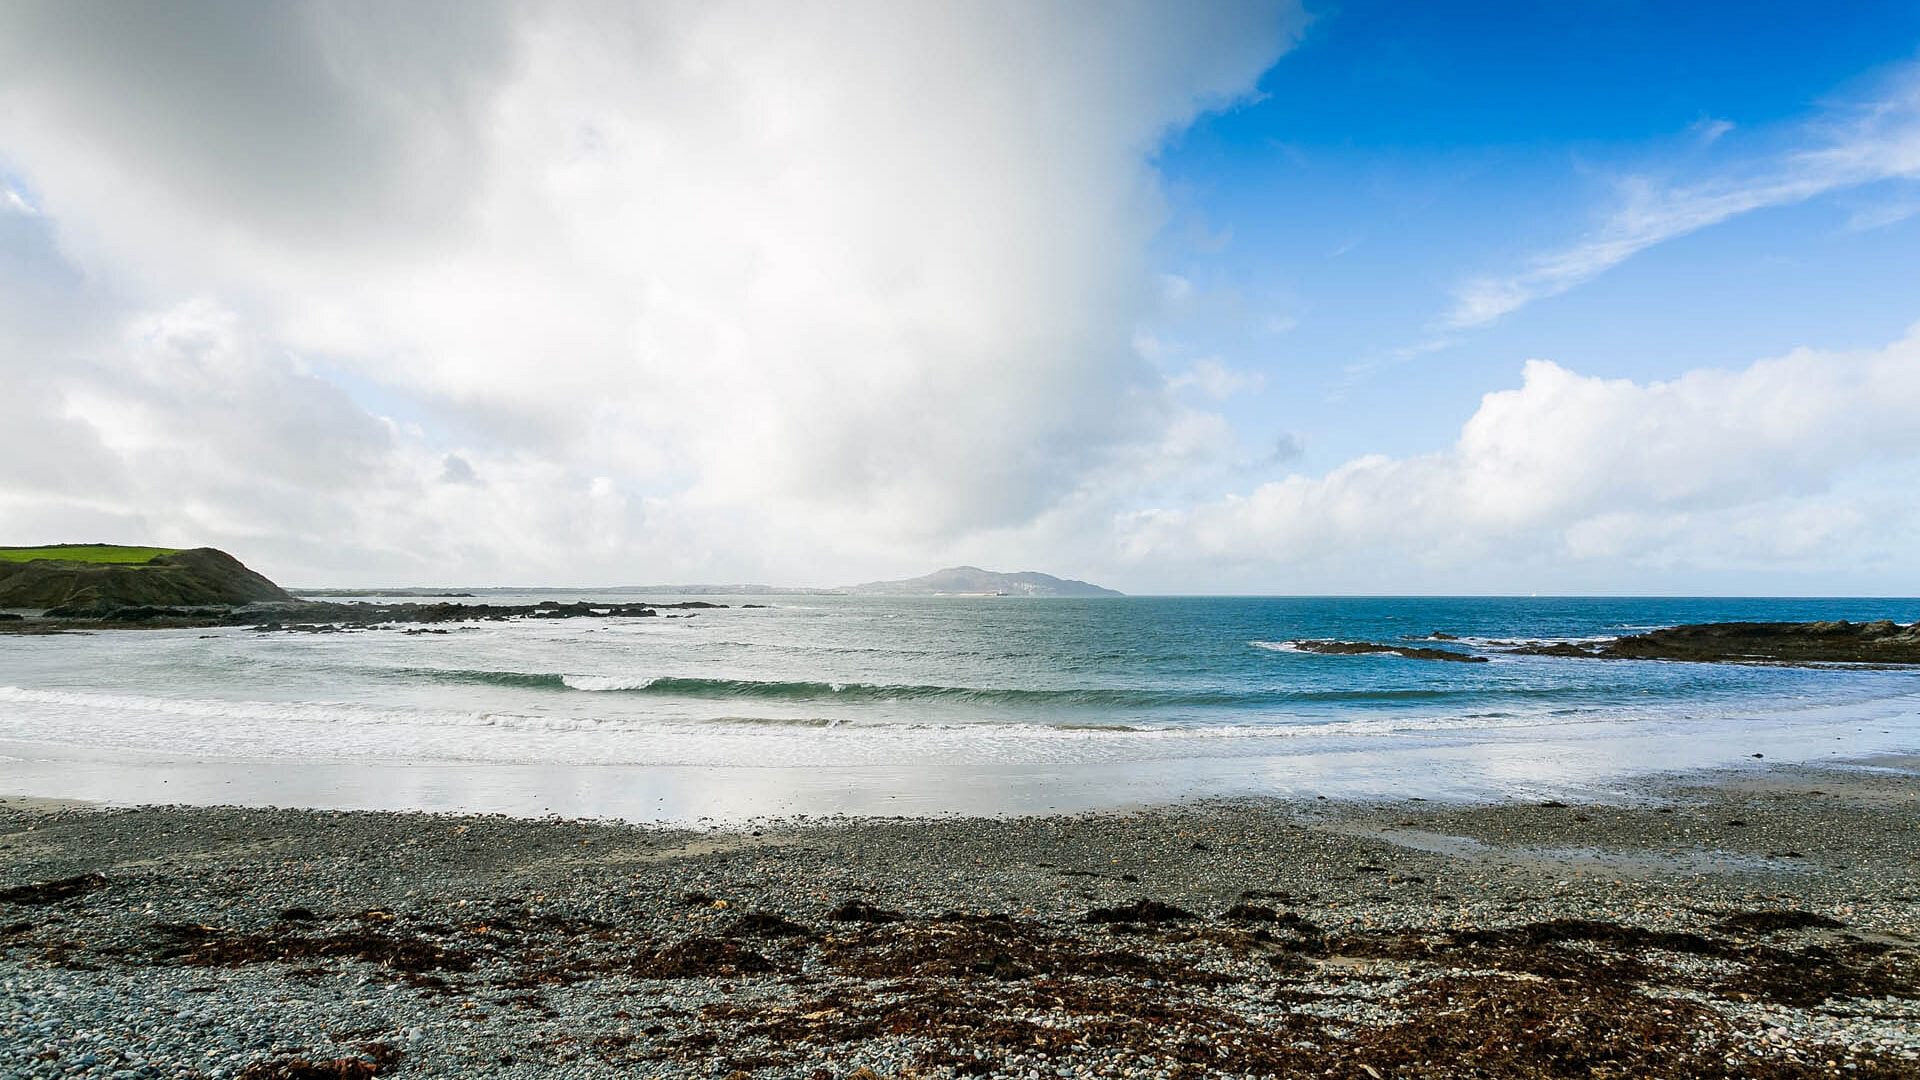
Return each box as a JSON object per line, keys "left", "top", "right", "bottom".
{"left": 2, "top": 2, "right": 1918, "bottom": 591}
{"left": 1148, "top": 0, "right": 1920, "bottom": 467}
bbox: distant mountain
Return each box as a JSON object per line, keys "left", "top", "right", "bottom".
{"left": 845, "top": 566, "right": 1122, "bottom": 597}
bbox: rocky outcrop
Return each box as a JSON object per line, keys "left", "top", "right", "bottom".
{"left": 1509, "top": 620, "right": 1920, "bottom": 666}
{"left": 1289, "top": 640, "right": 1488, "bottom": 663}
{"left": 0, "top": 548, "right": 292, "bottom": 610}
{"left": 3, "top": 596, "right": 730, "bottom": 633}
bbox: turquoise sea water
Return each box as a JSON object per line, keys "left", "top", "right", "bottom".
{"left": 2, "top": 595, "right": 1917, "bottom": 816}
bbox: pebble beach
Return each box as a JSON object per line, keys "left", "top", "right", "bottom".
{"left": 4, "top": 756, "right": 1918, "bottom": 1079}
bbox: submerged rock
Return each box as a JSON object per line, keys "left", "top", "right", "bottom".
{"left": 1289, "top": 640, "right": 1489, "bottom": 663}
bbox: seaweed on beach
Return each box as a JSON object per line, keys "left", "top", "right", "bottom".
{"left": 236, "top": 1042, "right": 400, "bottom": 1080}
{"left": 827, "top": 899, "right": 904, "bottom": 923}
{"left": 0, "top": 872, "right": 107, "bottom": 905}
{"left": 1722, "top": 937, "right": 1920, "bottom": 1007}
{"left": 659, "top": 908, "right": 1920, "bottom": 1079}
{"left": 10, "top": 789, "right": 1918, "bottom": 1080}
{"left": 149, "top": 921, "right": 475, "bottom": 982}
{"left": 1301, "top": 916, "right": 1920, "bottom": 1007}
{"left": 632, "top": 936, "right": 775, "bottom": 978}
{"left": 1714, "top": 908, "right": 1847, "bottom": 934}
{"left": 1220, "top": 902, "right": 1324, "bottom": 939}
{"left": 1338, "top": 974, "right": 1843, "bottom": 1080}
{"left": 819, "top": 914, "right": 1215, "bottom": 984}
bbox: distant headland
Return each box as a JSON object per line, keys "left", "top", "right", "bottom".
{"left": 0, "top": 544, "right": 291, "bottom": 609}
{"left": 843, "top": 566, "right": 1123, "bottom": 597}
{"left": 8, "top": 548, "right": 1914, "bottom": 669}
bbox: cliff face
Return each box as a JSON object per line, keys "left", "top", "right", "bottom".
{"left": 0, "top": 548, "right": 292, "bottom": 609}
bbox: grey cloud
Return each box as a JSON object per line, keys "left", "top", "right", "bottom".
{"left": 0, "top": 2, "right": 1305, "bottom": 583}
{"left": 439, "top": 454, "right": 478, "bottom": 485}
{"left": 1268, "top": 432, "right": 1304, "bottom": 463}
{"left": 0, "top": 0, "right": 516, "bottom": 251}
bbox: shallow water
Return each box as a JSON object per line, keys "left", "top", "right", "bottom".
{"left": 2, "top": 595, "right": 1917, "bottom": 818}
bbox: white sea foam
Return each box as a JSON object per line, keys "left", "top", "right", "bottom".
{"left": 0, "top": 683, "right": 1621, "bottom": 764}
{"left": 6, "top": 681, "right": 1915, "bottom": 775}
{"left": 561, "top": 674, "right": 660, "bottom": 691}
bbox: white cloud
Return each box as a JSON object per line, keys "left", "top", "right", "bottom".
{"left": 2, "top": 186, "right": 37, "bottom": 216}
{"left": 1690, "top": 117, "right": 1735, "bottom": 146}
{"left": 6, "top": 4, "right": 1911, "bottom": 595}
{"left": 1168, "top": 358, "right": 1265, "bottom": 400}
{"left": 0, "top": 1, "right": 1301, "bottom": 582}
{"left": 1120, "top": 327, "right": 1920, "bottom": 589}
{"left": 1448, "top": 67, "right": 1920, "bottom": 329}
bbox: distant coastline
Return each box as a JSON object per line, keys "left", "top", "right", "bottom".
{"left": 844, "top": 566, "right": 1122, "bottom": 597}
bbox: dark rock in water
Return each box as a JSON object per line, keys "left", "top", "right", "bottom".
{"left": 1428, "top": 631, "right": 1458, "bottom": 640}
{"left": 1509, "top": 620, "right": 1920, "bottom": 666}
{"left": 1509, "top": 641, "right": 1594, "bottom": 658}
{"left": 1290, "top": 640, "right": 1488, "bottom": 663}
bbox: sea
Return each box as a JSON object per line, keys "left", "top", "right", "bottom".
{"left": 2, "top": 595, "right": 1917, "bottom": 821}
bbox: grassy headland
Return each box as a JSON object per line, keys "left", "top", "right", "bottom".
{"left": 0, "top": 544, "right": 181, "bottom": 565}
{"left": 0, "top": 545, "right": 290, "bottom": 610}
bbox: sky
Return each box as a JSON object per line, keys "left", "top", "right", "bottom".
{"left": 1, "top": 0, "right": 1918, "bottom": 594}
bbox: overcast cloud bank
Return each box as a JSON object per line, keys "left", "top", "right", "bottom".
{"left": 1, "top": 2, "right": 1915, "bottom": 593}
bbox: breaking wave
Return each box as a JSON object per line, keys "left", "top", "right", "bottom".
{"left": 385, "top": 667, "right": 1607, "bottom": 708}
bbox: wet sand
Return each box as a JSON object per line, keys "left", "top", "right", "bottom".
{"left": 2, "top": 756, "right": 1918, "bottom": 1078}
{"left": 3, "top": 690, "right": 1911, "bottom": 823}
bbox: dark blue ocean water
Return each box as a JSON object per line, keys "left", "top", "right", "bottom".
{"left": 3, "top": 596, "right": 1918, "bottom": 799}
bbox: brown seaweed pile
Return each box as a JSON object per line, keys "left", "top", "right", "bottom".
{"left": 11, "top": 891, "right": 1915, "bottom": 1078}
{"left": 234, "top": 1043, "right": 400, "bottom": 1080}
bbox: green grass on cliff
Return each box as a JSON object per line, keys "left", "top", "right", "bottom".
{"left": 0, "top": 545, "right": 181, "bottom": 565}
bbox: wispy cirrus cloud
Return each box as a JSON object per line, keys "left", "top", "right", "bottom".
{"left": 1447, "top": 66, "right": 1920, "bottom": 329}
